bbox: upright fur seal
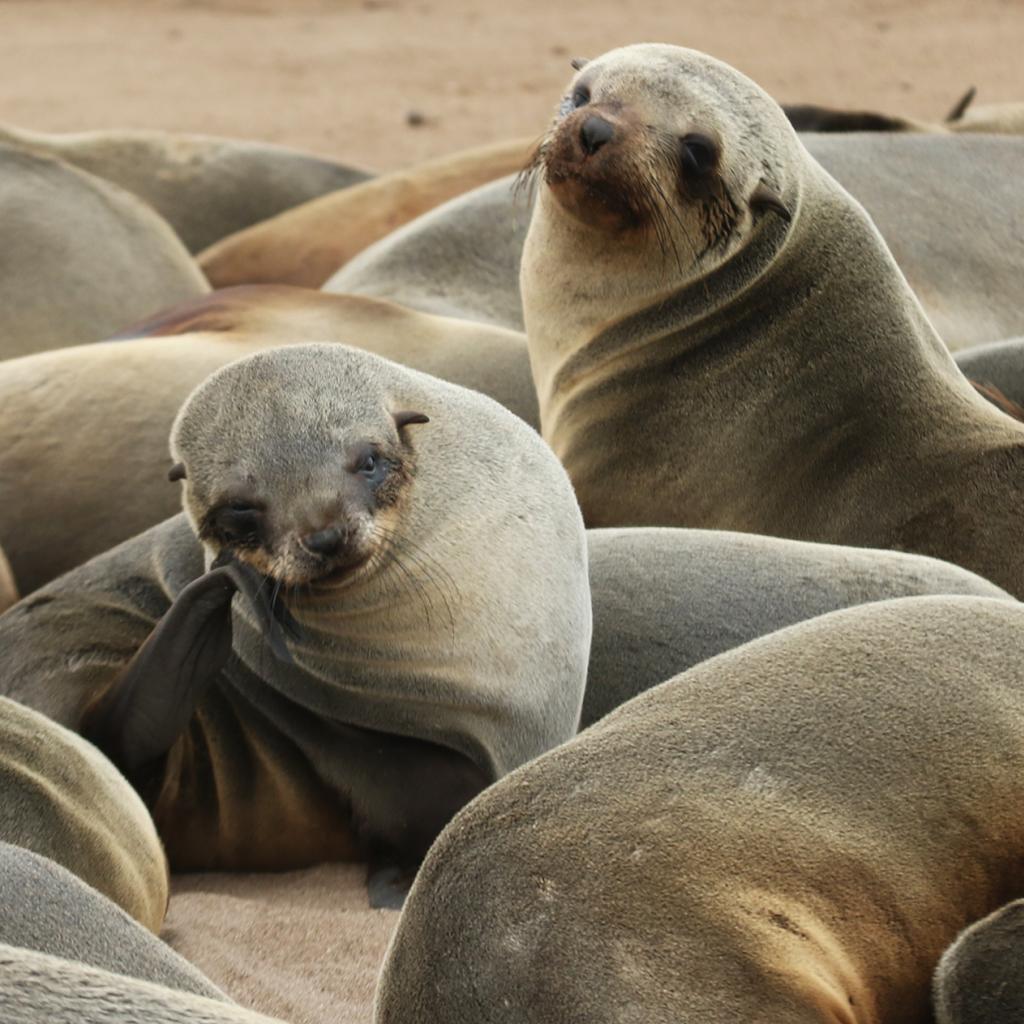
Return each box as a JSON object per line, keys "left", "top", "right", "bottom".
{"left": 0, "top": 123, "right": 370, "bottom": 253}
{"left": 583, "top": 527, "right": 1010, "bottom": 727}
{"left": 376, "top": 595, "right": 1024, "bottom": 1024}
{"left": 199, "top": 137, "right": 534, "bottom": 289}
{"left": 0, "top": 695, "right": 167, "bottom": 931}
{"left": 0, "top": 344, "right": 590, "bottom": 903}
{"left": 0, "top": 843, "right": 222, "bottom": 1000}
{"left": 0, "top": 286, "right": 534, "bottom": 595}
{"left": 0, "top": 143, "right": 208, "bottom": 361}
{"left": 519, "top": 44, "right": 1024, "bottom": 597}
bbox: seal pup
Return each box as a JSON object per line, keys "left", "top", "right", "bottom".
{"left": 0, "top": 344, "right": 590, "bottom": 905}
{"left": 583, "top": 527, "right": 1011, "bottom": 728}
{"left": 933, "top": 899, "right": 1024, "bottom": 1024}
{"left": 0, "top": 945, "right": 287, "bottom": 1024}
{"left": 0, "top": 286, "right": 535, "bottom": 595}
{"left": 0, "top": 143, "right": 208, "bottom": 361}
{"left": 0, "top": 545, "right": 17, "bottom": 613}
{"left": 199, "top": 137, "right": 534, "bottom": 289}
{"left": 0, "top": 123, "right": 370, "bottom": 253}
{"left": 0, "top": 695, "right": 168, "bottom": 932}
{"left": 0, "top": 843, "right": 222, "bottom": 1000}
{"left": 519, "top": 44, "right": 1024, "bottom": 597}
{"left": 375, "top": 595, "right": 1024, "bottom": 1024}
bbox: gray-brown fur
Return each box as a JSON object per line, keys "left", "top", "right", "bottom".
{"left": 0, "top": 343, "right": 590, "bottom": 876}
{"left": 0, "top": 695, "right": 167, "bottom": 931}
{"left": 0, "top": 123, "right": 370, "bottom": 253}
{"left": 584, "top": 527, "right": 1011, "bottom": 727}
{"left": 521, "top": 44, "right": 1024, "bottom": 598}
{"left": 328, "top": 133, "right": 1024, "bottom": 351}
{"left": 934, "top": 899, "right": 1024, "bottom": 1024}
{"left": 0, "top": 843, "right": 222, "bottom": 1001}
{"left": 0, "top": 286, "right": 536, "bottom": 595}
{"left": 0, "top": 143, "right": 208, "bottom": 360}
{"left": 0, "top": 945, "right": 285, "bottom": 1024}
{"left": 376, "top": 596, "right": 1024, "bottom": 1024}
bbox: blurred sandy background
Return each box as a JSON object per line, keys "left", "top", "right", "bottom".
{"left": 2, "top": 0, "right": 1021, "bottom": 172}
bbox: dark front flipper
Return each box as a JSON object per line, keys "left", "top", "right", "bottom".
{"left": 80, "top": 558, "right": 295, "bottom": 792}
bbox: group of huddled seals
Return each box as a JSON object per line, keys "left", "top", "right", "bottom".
{"left": 0, "top": 38, "right": 1022, "bottom": 1024}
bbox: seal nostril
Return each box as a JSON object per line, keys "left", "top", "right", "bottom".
{"left": 302, "top": 527, "right": 343, "bottom": 556}
{"left": 580, "top": 115, "right": 614, "bottom": 155}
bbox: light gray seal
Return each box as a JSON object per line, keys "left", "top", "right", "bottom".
{"left": 375, "top": 595, "right": 1024, "bottom": 1023}
{"left": 0, "top": 143, "right": 208, "bottom": 360}
{"left": 0, "top": 343, "right": 590, "bottom": 906}
{"left": 583, "top": 527, "right": 1011, "bottom": 727}
{"left": 0, "top": 123, "right": 370, "bottom": 253}
{"left": 519, "top": 44, "right": 1024, "bottom": 598}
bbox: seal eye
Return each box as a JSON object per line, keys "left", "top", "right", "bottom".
{"left": 205, "top": 503, "right": 264, "bottom": 549}
{"left": 680, "top": 133, "right": 719, "bottom": 177}
{"left": 358, "top": 453, "right": 378, "bottom": 476}
{"left": 572, "top": 85, "right": 591, "bottom": 109}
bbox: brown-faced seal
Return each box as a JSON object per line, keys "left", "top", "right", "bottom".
{"left": 0, "top": 695, "right": 167, "bottom": 931}
{"left": 0, "top": 123, "right": 370, "bottom": 253}
{"left": 0, "top": 143, "right": 208, "bottom": 361}
{"left": 375, "top": 595, "right": 1024, "bottom": 1023}
{"left": 198, "top": 137, "right": 534, "bottom": 289}
{"left": 0, "top": 285, "right": 534, "bottom": 595}
{"left": 0, "top": 343, "right": 590, "bottom": 906}
{"left": 519, "top": 44, "right": 1024, "bottom": 597}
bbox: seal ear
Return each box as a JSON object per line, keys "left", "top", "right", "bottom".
{"left": 168, "top": 462, "right": 187, "bottom": 482}
{"left": 393, "top": 411, "right": 430, "bottom": 431}
{"left": 945, "top": 85, "right": 976, "bottom": 123}
{"left": 749, "top": 182, "right": 792, "bottom": 223}
{"left": 570, "top": 57, "right": 589, "bottom": 71}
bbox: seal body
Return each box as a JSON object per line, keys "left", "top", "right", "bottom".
{"left": 200, "top": 137, "right": 533, "bottom": 289}
{"left": 0, "top": 123, "right": 370, "bottom": 253}
{"left": 0, "top": 143, "right": 208, "bottom": 360}
{"left": 0, "top": 344, "right": 590, "bottom": 878}
{"left": 0, "top": 286, "right": 535, "bottom": 595}
{"left": 0, "top": 695, "right": 167, "bottom": 931}
{"left": 520, "top": 44, "right": 1024, "bottom": 597}
{"left": 584, "top": 527, "right": 1010, "bottom": 727}
{"left": 376, "top": 596, "right": 1024, "bottom": 1024}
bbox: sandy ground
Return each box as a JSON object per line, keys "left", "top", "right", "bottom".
{"left": 1, "top": 0, "right": 1022, "bottom": 173}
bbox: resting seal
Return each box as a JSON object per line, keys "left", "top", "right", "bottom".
{"left": 0, "top": 695, "right": 167, "bottom": 931}
{"left": 0, "top": 843, "right": 221, "bottom": 1000}
{"left": 0, "top": 285, "right": 534, "bottom": 595}
{"left": 0, "top": 344, "right": 590, "bottom": 902}
{"left": 376, "top": 595, "right": 1024, "bottom": 1023}
{"left": 583, "top": 527, "right": 1010, "bottom": 727}
{"left": 519, "top": 44, "right": 1024, "bottom": 597}
{"left": 0, "top": 143, "right": 207, "bottom": 360}
{"left": 0, "top": 123, "right": 370, "bottom": 253}
{"left": 199, "top": 137, "right": 534, "bottom": 289}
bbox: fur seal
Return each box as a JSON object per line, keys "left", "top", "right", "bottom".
{"left": 0, "top": 143, "right": 208, "bottom": 361}
{"left": 955, "top": 337, "right": 1024, "bottom": 408}
{"left": 0, "top": 695, "right": 168, "bottom": 931}
{"left": 583, "top": 527, "right": 1011, "bottom": 727}
{"left": 0, "top": 843, "right": 222, "bottom": 1000}
{"left": 933, "top": 899, "right": 1024, "bottom": 1024}
{"left": 199, "top": 137, "right": 534, "bottom": 289}
{"left": 519, "top": 44, "right": 1024, "bottom": 597}
{"left": 376, "top": 595, "right": 1024, "bottom": 1024}
{"left": 0, "top": 544, "right": 17, "bottom": 613}
{"left": 0, "top": 285, "right": 535, "bottom": 595}
{"left": 328, "top": 132, "right": 1024, "bottom": 350}
{"left": 0, "top": 945, "right": 286, "bottom": 1024}
{"left": 0, "top": 123, "right": 370, "bottom": 253}
{"left": 0, "top": 343, "right": 590, "bottom": 904}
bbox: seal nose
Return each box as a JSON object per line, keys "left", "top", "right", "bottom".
{"left": 580, "top": 115, "right": 615, "bottom": 155}
{"left": 301, "top": 527, "right": 343, "bottom": 557}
